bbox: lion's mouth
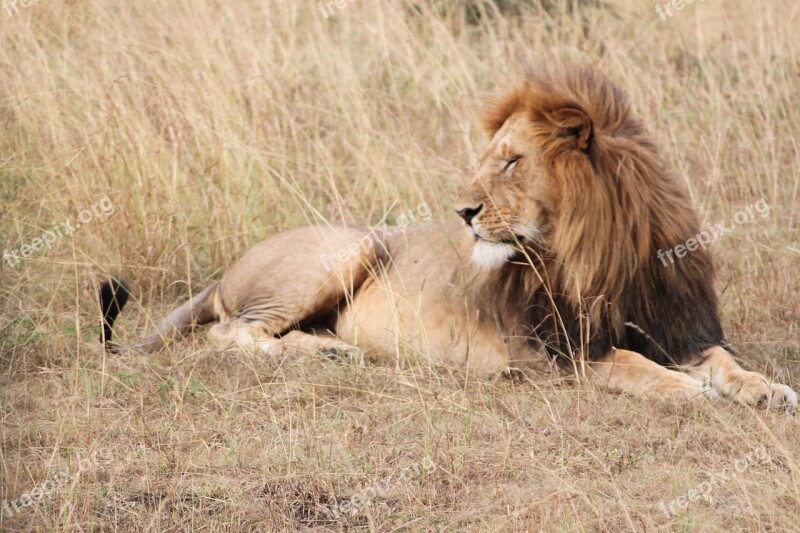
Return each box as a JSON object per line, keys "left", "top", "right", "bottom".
{"left": 472, "top": 232, "right": 522, "bottom": 246}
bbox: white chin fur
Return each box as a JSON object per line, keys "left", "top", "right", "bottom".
{"left": 470, "top": 240, "right": 516, "bottom": 270}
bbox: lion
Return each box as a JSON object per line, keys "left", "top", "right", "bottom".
{"left": 99, "top": 65, "right": 797, "bottom": 411}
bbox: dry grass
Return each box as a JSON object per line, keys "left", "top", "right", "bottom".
{"left": 2, "top": 0, "right": 800, "bottom": 531}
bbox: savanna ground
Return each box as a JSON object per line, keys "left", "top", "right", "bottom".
{"left": 2, "top": 0, "right": 800, "bottom": 531}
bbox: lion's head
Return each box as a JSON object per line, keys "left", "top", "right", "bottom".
{"left": 455, "top": 66, "right": 703, "bottom": 310}
{"left": 454, "top": 109, "right": 555, "bottom": 270}
{"left": 453, "top": 66, "right": 726, "bottom": 365}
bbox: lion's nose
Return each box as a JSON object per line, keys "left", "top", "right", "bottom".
{"left": 455, "top": 204, "right": 483, "bottom": 225}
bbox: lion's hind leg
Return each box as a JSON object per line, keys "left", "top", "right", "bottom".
{"left": 208, "top": 224, "right": 385, "bottom": 359}
{"left": 207, "top": 322, "right": 358, "bottom": 359}
{"left": 281, "top": 330, "right": 360, "bottom": 359}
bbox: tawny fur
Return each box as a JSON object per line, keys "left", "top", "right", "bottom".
{"left": 101, "top": 65, "right": 797, "bottom": 411}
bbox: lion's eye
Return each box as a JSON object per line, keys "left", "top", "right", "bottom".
{"left": 503, "top": 156, "right": 522, "bottom": 173}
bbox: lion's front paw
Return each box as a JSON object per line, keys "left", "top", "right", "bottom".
{"left": 770, "top": 384, "right": 798, "bottom": 413}
{"left": 726, "top": 372, "right": 798, "bottom": 413}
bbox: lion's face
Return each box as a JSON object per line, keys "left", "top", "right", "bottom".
{"left": 454, "top": 111, "right": 556, "bottom": 269}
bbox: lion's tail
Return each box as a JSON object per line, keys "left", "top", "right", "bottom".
{"left": 99, "top": 278, "right": 219, "bottom": 353}
{"left": 100, "top": 278, "right": 130, "bottom": 351}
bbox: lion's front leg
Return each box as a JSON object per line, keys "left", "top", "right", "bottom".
{"left": 588, "top": 348, "right": 717, "bottom": 401}
{"left": 682, "top": 346, "right": 797, "bottom": 412}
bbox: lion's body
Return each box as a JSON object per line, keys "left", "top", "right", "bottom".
{"left": 336, "top": 222, "right": 533, "bottom": 375}
{"left": 100, "top": 65, "right": 798, "bottom": 412}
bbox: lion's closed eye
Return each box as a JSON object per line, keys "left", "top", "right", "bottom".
{"left": 503, "top": 156, "right": 522, "bottom": 173}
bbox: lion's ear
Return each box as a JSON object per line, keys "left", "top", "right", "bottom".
{"left": 543, "top": 105, "right": 593, "bottom": 152}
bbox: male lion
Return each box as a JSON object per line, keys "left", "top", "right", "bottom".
{"left": 100, "top": 65, "right": 797, "bottom": 411}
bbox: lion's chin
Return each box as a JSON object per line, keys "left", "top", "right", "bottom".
{"left": 470, "top": 240, "right": 516, "bottom": 270}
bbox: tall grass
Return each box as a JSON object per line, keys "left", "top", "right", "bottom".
{"left": 2, "top": 1, "right": 799, "bottom": 530}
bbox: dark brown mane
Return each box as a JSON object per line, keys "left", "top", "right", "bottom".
{"left": 474, "top": 65, "right": 725, "bottom": 365}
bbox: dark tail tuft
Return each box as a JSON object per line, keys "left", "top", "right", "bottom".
{"left": 99, "top": 278, "right": 130, "bottom": 351}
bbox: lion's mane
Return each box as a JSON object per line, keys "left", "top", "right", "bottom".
{"left": 474, "top": 65, "right": 725, "bottom": 365}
